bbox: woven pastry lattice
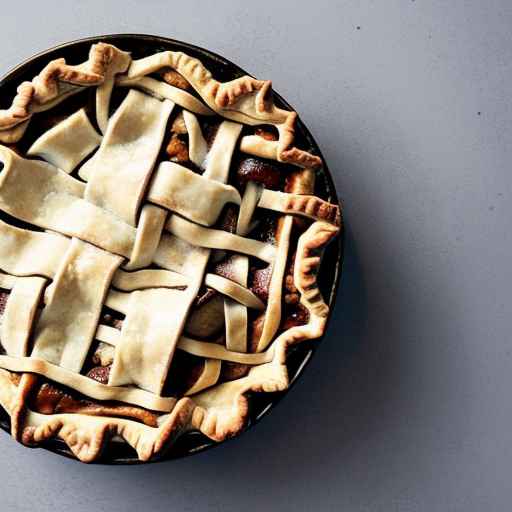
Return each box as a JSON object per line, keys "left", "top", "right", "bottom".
{"left": 0, "top": 43, "right": 340, "bottom": 462}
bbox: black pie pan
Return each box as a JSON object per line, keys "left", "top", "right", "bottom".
{"left": 0, "top": 34, "right": 343, "bottom": 463}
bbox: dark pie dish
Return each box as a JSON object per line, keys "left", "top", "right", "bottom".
{"left": 0, "top": 34, "right": 343, "bottom": 463}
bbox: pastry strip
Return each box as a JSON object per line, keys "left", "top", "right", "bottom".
{"left": 27, "top": 109, "right": 101, "bottom": 173}
{"left": 184, "top": 359, "right": 221, "bottom": 396}
{"left": 92, "top": 328, "right": 272, "bottom": 365}
{"left": 125, "top": 52, "right": 289, "bottom": 126}
{"left": 1, "top": 276, "right": 46, "bottom": 356}
{"left": 153, "top": 233, "right": 210, "bottom": 276}
{"left": 0, "top": 120, "right": 30, "bottom": 144}
{"left": 31, "top": 239, "right": 122, "bottom": 372}
{"left": 256, "top": 215, "right": 293, "bottom": 352}
{"left": 95, "top": 47, "right": 131, "bottom": 133}
{"left": 0, "top": 219, "right": 70, "bottom": 278}
{"left": 258, "top": 189, "right": 340, "bottom": 226}
{"left": 0, "top": 356, "right": 175, "bottom": 412}
{"left": 108, "top": 287, "right": 194, "bottom": 394}
{"left": 224, "top": 182, "right": 262, "bottom": 352}
{"left": 205, "top": 273, "right": 263, "bottom": 310}
{"left": 0, "top": 147, "right": 136, "bottom": 257}
{"left": 104, "top": 289, "right": 131, "bottom": 315}
{"left": 147, "top": 162, "right": 241, "bottom": 226}
{"left": 113, "top": 268, "right": 188, "bottom": 291}
{"left": 116, "top": 75, "right": 214, "bottom": 116}
{"left": 95, "top": 324, "right": 121, "bottom": 346}
{"left": 124, "top": 205, "right": 167, "bottom": 270}
{"left": 0, "top": 273, "right": 18, "bottom": 290}
{"left": 202, "top": 121, "right": 242, "bottom": 181}
{"left": 166, "top": 216, "right": 275, "bottom": 263}
{"left": 82, "top": 90, "right": 174, "bottom": 225}
{"left": 179, "top": 337, "right": 273, "bottom": 365}
{"left": 236, "top": 182, "right": 262, "bottom": 236}
{"left": 182, "top": 110, "right": 208, "bottom": 168}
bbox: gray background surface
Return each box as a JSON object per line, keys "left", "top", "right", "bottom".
{"left": 0, "top": 1, "right": 511, "bottom": 511}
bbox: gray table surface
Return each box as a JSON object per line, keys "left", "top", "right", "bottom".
{"left": 1, "top": 1, "right": 511, "bottom": 511}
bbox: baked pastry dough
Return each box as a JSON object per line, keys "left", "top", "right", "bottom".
{"left": 27, "top": 109, "right": 102, "bottom": 173}
{"left": 0, "top": 42, "right": 341, "bottom": 462}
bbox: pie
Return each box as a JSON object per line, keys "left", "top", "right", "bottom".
{"left": 0, "top": 41, "right": 341, "bottom": 462}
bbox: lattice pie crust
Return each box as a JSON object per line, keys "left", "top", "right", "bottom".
{"left": 0, "top": 42, "right": 341, "bottom": 462}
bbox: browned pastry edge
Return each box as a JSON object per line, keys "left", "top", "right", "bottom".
{"left": 125, "top": 49, "right": 322, "bottom": 168}
{"left": 0, "top": 43, "right": 127, "bottom": 137}
{"left": 10, "top": 373, "right": 38, "bottom": 440}
{"left": 283, "top": 194, "right": 341, "bottom": 226}
{"left": 1, "top": 43, "right": 322, "bottom": 168}
{"left": 248, "top": 166, "right": 313, "bottom": 350}
{"left": 20, "top": 395, "right": 195, "bottom": 462}
{"left": 0, "top": 83, "right": 34, "bottom": 129}
{"left": 0, "top": 215, "right": 339, "bottom": 462}
{"left": 187, "top": 219, "right": 339, "bottom": 442}
{"left": 0, "top": 44, "right": 340, "bottom": 462}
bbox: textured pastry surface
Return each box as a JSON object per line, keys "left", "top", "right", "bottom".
{"left": 0, "top": 42, "right": 341, "bottom": 462}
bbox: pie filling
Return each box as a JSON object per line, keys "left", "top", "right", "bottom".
{"left": 0, "top": 42, "right": 341, "bottom": 462}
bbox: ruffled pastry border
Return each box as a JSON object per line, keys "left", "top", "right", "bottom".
{"left": 0, "top": 36, "right": 342, "bottom": 462}
{"left": 0, "top": 220, "right": 340, "bottom": 463}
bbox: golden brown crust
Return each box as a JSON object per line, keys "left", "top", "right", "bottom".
{"left": 127, "top": 50, "right": 322, "bottom": 169}
{"left": 20, "top": 397, "right": 195, "bottom": 462}
{"left": 0, "top": 43, "right": 127, "bottom": 134}
{"left": 0, "top": 42, "right": 341, "bottom": 462}
{"left": 0, "top": 120, "right": 30, "bottom": 143}
{"left": 294, "top": 222, "right": 339, "bottom": 318}
{"left": 283, "top": 194, "right": 341, "bottom": 226}
{"left": 0, "top": 83, "right": 34, "bottom": 129}
{"left": 0, "top": 217, "right": 339, "bottom": 460}
{"left": 10, "top": 373, "right": 38, "bottom": 440}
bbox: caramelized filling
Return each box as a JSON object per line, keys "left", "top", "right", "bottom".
{"left": 236, "top": 157, "right": 282, "bottom": 190}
